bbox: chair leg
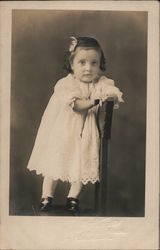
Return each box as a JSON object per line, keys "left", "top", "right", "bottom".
{"left": 95, "top": 181, "right": 100, "bottom": 213}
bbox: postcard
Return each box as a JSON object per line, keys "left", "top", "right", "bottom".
{"left": 0, "top": 1, "right": 159, "bottom": 249}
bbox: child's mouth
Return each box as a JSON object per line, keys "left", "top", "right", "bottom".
{"left": 83, "top": 74, "right": 92, "bottom": 77}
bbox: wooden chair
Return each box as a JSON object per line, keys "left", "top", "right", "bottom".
{"left": 95, "top": 101, "right": 114, "bottom": 215}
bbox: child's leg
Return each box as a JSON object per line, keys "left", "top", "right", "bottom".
{"left": 66, "top": 181, "right": 83, "bottom": 214}
{"left": 42, "top": 176, "right": 58, "bottom": 198}
{"left": 67, "top": 181, "right": 83, "bottom": 198}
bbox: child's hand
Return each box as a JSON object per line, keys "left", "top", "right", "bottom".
{"left": 99, "top": 93, "right": 116, "bottom": 104}
{"left": 90, "top": 86, "right": 122, "bottom": 107}
{"left": 106, "top": 93, "right": 118, "bottom": 102}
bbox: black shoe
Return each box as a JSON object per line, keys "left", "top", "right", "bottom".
{"left": 39, "top": 197, "right": 53, "bottom": 212}
{"left": 66, "top": 197, "right": 80, "bottom": 215}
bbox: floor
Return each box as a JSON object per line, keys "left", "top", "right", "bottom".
{"left": 32, "top": 204, "right": 98, "bottom": 217}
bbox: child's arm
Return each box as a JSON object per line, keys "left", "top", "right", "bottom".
{"left": 73, "top": 98, "right": 99, "bottom": 112}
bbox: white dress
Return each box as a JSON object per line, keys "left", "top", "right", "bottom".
{"left": 27, "top": 74, "right": 123, "bottom": 185}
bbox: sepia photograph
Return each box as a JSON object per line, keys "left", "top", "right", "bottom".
{"left": 10, "top": 9, "right": 146, "bottom": 217}
{"left": 0, "top": 1, "right": 159, "bottom": 250}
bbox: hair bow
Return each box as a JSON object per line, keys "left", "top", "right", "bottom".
{"left": 69, "top": 36, "right": 77, "bottom": 52}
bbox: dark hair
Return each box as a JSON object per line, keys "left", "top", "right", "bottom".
{"left": 64, "top": 36, "right": 106, "bottom": 73}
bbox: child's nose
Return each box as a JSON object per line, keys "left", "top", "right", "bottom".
{"left": 85, "top": 63, "right": 91, "bottom": 71}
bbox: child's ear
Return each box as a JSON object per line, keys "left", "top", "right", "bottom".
{"left": 70, "top": 62, "right": 74, "bottom": 71}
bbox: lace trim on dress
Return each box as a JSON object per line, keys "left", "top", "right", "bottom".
{"left": 31, "top": 169, "right": 99, "bottom": 185}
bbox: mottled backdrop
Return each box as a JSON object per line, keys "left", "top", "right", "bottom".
{"left": 10, "top": 10, "right": 147, "bottom": 216}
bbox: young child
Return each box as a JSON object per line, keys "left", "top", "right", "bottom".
{"left": 27, "top": 36, "right": 123, "bottom": 214}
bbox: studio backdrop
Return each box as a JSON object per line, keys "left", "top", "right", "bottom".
{"left": 10, "top": 10, "right": 147, "bottom": 216}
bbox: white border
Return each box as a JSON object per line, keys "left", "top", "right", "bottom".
{"left": 0, "top": 1, "right": 159, "bottom": 249}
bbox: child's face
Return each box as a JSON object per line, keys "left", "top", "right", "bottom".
{"left": 71, "top": 48, "right": 101, "bottom": 83}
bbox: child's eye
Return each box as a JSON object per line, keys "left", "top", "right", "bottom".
{"left": 79, "top": 60, "right": 86, "bottom": 65}
{"left": 92, "top": 61, "right": 98, "bottom": 66}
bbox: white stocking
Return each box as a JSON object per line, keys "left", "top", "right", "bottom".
{"left": 42, "top": 176, "right": 58, "bottom": 198}
{"left": 67, "top": 181, "right": 83, "bottom": 198}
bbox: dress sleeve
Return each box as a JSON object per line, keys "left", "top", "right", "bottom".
{"left": 110, "top": 85, "right": 124, "bottom": 109}
{"left": 53, "top": 77, "right": 82, "bottom": 110}
{"left": 95, "top": 76, "right": 124, "bottom": 109}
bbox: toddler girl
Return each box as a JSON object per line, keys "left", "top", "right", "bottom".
{"left": 27, "top": 36, "right": 123, "bottom": 214}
